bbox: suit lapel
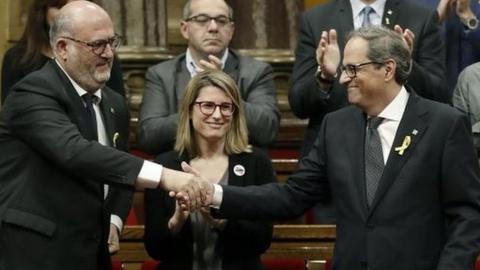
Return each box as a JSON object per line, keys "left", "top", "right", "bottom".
{"left": 223, "top": 51, "right": 239, "bottom": 84}
{"left": 175, "top": 58, "right": 191, "bottom": 109}
{"left": 346, "top": 108, "right": 369, "bottom": 216}
{"left": 382, "top": 0, "right": 400, "bottom": 29}
{"left": 51, "top": 61, "right": 98, "bottom": 141}
{"left": 337, "top": 0, "right": 354, "bottom": 53}
{"left": 99, "top": 91, "right": 116, "bottom": 147}
{"left": 368, "top": 94, "right": 429, "bottom": 215}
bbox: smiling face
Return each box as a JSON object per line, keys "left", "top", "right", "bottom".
{"left": 339, "top": 37, "right": 387, "bottom": 113}
{"left": 180, "top": 0, "right": 234, "bottom": 59}
{"left": 191, "top": 85, "right": 233, "bottom": 144}
{"left": 54, "top": 2, "right": 115, "bottom": 92}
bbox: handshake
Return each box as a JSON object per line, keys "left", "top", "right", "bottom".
{"left": 160, "top": 161, "right": 215, "bottom": 211}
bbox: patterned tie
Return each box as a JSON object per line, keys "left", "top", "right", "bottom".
{"left": 365, "top": 117, "right": 384, "bottom": 206}
{"left": 82, "top": 93, "right": 98, "bottom": 141}
{"left": 361, "top": 6, "right": 374, "bottom": 28}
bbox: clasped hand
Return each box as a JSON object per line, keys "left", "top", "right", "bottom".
{"left": 168, "top": 161, "right": 214, "bottom": 211}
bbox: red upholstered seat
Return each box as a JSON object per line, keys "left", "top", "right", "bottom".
{"left": 262, "top": 258, "right": 305, "bottom": 270}
{"left": 111, "top": 260, "right": 123, "bottom": 270}
{"left": 142, "top": 260, "right": 161, "bottom": 270}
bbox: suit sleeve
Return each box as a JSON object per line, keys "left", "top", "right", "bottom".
{"left": 407, "top": 10, "right": 450, "bottom": 103}
{"left": 137, "top": 67, "right": 178, "bottom": 154}
{"left": 241, "top": 63, "right": 280, "bottom": 146}
{"left": 288, "top": 13, "right": 339, "bottom": 119}
{"left": 218, "top": 116, "right": 331, "bottom": 220}
{"left": 437, "top": 114, "right": 480, "bottom": 269}
{"left": 4, "top": 80, "right": 143, "bottom": 187}
{"left": 222, "top": 149, "right": 274, "bottom": 255}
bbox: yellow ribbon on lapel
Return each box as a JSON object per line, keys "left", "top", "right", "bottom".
{"left": 394, "top": 135, "right": 411, "bottom": 156}
{"left": 113, "top": 132, "right": 120, "bottom": 148}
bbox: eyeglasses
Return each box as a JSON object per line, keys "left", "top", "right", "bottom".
{"left": 61, "top": 35, "right": 122, "bottom": 56}
{"left": 340, "top": 61, "right": 384, "bottom": 78}
{"left": 194, "top": 101, "right": 235, "bottom": 117}
{"left": 185, "top": 14, "right": 233, "bottom": 27}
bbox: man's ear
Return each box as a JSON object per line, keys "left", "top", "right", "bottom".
{"left": 384, "top": 59, "right": 396, "bottom": 81}
{"left": 180, "top": 21, "right": 190, "bottom": 40}
{"left": 54, "top": 39, "right": 68, "bottom": 61}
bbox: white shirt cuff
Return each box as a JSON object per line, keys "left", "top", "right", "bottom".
{"left": 110, "top": 214, "right": 123, "bottom": 232}
{"left": 211, "top": 184, "right": 223, "bottom": 209}
{"left": 137, "top": 160, "right": 163, "bottom": 189}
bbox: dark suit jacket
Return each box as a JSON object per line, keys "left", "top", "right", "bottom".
{"left": 137, "top": 50, "right": 280, "bottom": 154}
{"left": 0, "top": 60, "right": 143, "bottom": 270}
{"left": 289, "top": 0, "right": 449, "bottom": 155}
{"left": 144, "top": 148, "right": 274, "bottom": 270}
{"left": 217, "top": 93, "right": 480, "bottom": 270}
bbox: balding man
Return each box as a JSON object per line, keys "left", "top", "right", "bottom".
{"left": 0, "top": 1, "right": 206, "bottom": 269}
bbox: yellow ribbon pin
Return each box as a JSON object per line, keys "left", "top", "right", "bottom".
{"left": 394, "top": 135, "right": 411, "bottom": 156}
{"left": 113, "top": 132, "right": 120, "bottom": 148}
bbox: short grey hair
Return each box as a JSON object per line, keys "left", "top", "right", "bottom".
{"left": 182, "top": 0, "right": 234, "bottom": 20}
{"left": 346, "top": 26, "right": 412, "bottom": 84}
{"left": 49, "top": 12, "right": 73, "bottom": 48}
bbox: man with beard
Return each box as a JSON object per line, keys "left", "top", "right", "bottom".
{"left": 137, "top": 0, "right": 280, "bottom": 155}
{"left": 0, "top": 1, "right": 207, "bottom": 269}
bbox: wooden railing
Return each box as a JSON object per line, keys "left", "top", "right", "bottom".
{"left": 113, "top": 224, "right": 336, "bottom": 270}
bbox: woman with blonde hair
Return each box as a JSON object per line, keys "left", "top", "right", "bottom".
{"left": 144, "top": 70, "right": 275, "bottom": 270}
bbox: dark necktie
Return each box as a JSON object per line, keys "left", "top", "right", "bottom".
{"left": 361, "top": 6, "right": 374, "bottom": 28}
{"left": 365, "top": 117, "right": 384, "bottom": 206}
{"left": 82, "top": 93, "right": 98, "bottom": 141}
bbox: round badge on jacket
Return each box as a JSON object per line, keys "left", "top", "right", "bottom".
{"left": 233, "top": 164, "right": 245, "bottom": 176}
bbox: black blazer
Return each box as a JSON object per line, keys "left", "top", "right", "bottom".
{"left": 0, "top": 60, "right": 142, "bottom": 270}
{"left": 289, "top": 0, "right": 449, "bottom": 155}
{"left": 144, "top": 148, "right": 275, "bottom": 270}
{"left": 217, "top": 93, "right": 480, "bottom": 270}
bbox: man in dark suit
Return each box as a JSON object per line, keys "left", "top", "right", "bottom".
{"left": 0, "top": 2, "right": 206, "bottom": 270}
{"left": 137, "top": 0, "right": 280, "bottom": 155}
{"left": 290, "top": 0, "right": 451, "bottom": 224}
{"left": 290, "top": 0, "right": 450, "bottom": 157}
{"left": 195, "top": 27, "right": 480, "bottom": 270}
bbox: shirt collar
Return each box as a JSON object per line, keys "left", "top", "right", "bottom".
{"left": 350, "top": 0, "right": 386, "bottom": 21}
{"left": 185, "top": 48, "right": 229, "bottom": 77}
{"left": 54, "top": 59, "right": 102, "bottom": 103}
{"left": 378, "top": 85, "right": 409, "bottom": 122}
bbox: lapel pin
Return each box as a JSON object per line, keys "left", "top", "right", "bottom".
{"left": 385, "top": 17, "right": 390, "bottom": 25}
{"left": 412, "top": 129, "right": 418, "bottom": 135}
{"left": 394, "top": 135, "right": 411, "bottom": 156}
{"left": 387, "top": 9, "right": 392, "bottom": 15}
{"left": 110, "top": 107, "right": 115, "bottom": 114}
{"left": 233, "top": 164, "right": 245, "bottom": 176}
{"left": 113, "top": 132, "right": 119, "bottom": 148}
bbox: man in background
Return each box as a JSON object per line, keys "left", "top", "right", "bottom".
{"left": 137, "top": 0, "right": 280, "bottom": 155}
